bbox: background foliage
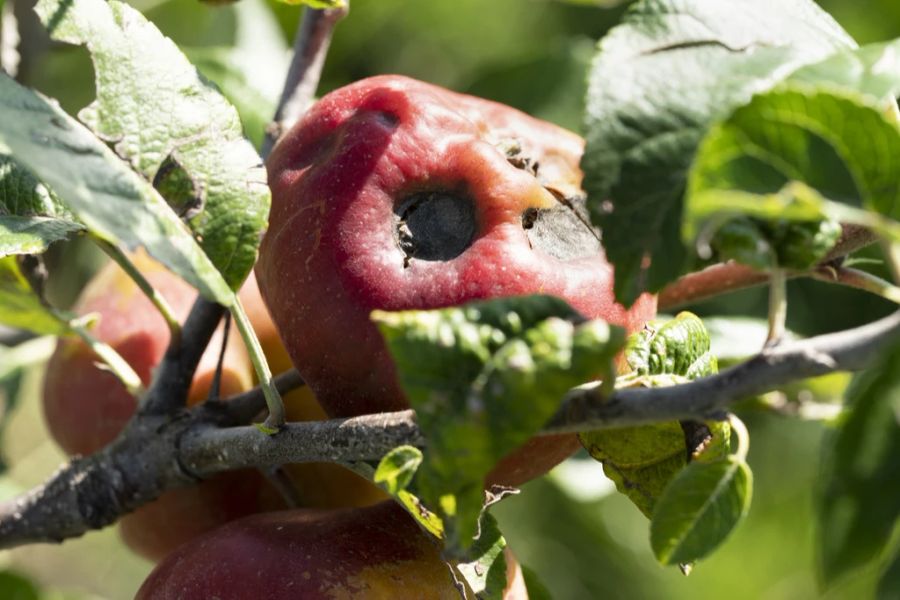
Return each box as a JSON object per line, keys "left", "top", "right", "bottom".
{"left": 1, "top": 0, "right": 897, "bottom": 597}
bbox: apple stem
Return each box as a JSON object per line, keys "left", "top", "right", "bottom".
{"left": 765, "top": 267, "right": 787, "bottom": 347}
{"left": 95, "top": 239, "right": 182, "bottom": 344}
{"left": 229, "top": 296, "right": 286, "bottom": 430}
{"left": 811, "top": 265, "right": 900, "bottom": 305}
{"left": 68, "top": 315, "right": 144, "bottom": 397}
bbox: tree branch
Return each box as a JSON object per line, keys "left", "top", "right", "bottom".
{"left": 184, "top": 307, "right": 900, "bottom": 469}
{"left": 2, "top": 305, "right": 896, "bottom": 550}
{"left": 139, "top": 297, "right": 224, "bottom": 415}
{"left": 260, "top": 3, "right": 348, "bottom": 159}
{"left": 660, "top": 224, "right": 878, "bottom": 310}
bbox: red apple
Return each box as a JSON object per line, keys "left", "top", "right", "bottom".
{"left": 42, "top": 250, "right": 252, "bottom": 457}
{"left": 136, "top": 500, "right": 527, "bottom": 599}
{"left": 257, "top": 75, "right": 657, "bottom": 486}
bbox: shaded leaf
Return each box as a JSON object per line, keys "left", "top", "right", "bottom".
{"left": 0, "top": 74, "right": 232, "bottom": 305}
{"left": 817, "top": 342, "right": 900, "bottom": 587}
{"left": 36, "top": 0, "right": 270, "bottom": 290}
{"left": 0, "top": 155, "right": 83, "bottom": 257}
{"left": 520, "top": 564, "right": 554, "bottom": 600}
{"left": 0, "top": 570, "right": 39, "bottom": 600}
{"left": 581, "top": 0, "right": 854, "bottom": 305}
{"left": 374, "top": 295, "right": 623, "bottom": 553}
{"left": 650, "top": 456, "right": 753, "bottom": 565}
{"left": 878, "top": 545, "right": 900, "bottom": 600}
{"left": 685, "top": 88, "right": 900, "bottom": 251}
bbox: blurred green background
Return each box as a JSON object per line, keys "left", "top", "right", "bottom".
{"left": 1, "top": 0, "right": 898, "bottom": 597}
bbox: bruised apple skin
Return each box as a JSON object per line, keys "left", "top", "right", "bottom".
{"left": 137, "top": 500, "right": 527, "bottom": 600}
{"left": 257, "top": 75, "right": 657, "bottom": 486}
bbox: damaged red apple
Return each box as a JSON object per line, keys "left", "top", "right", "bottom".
{"left": 257, "top": 75, "right": 656, "bottom": 486}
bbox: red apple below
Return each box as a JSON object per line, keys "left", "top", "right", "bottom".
{"left": 136, "top": 500, "right": 527, "bottom": 599}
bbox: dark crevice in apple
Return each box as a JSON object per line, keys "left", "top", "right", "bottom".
{"left": 394, "top": 191, "right": 476, "bottom": 266}
{"left": 523, "top": 192, "right": 602, "bottom": 261}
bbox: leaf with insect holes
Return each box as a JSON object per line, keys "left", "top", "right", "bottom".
{"left": 685, "top": 88, "right": 900, "bottom": 254}
{"left": 817, "top": 341, "right": 900, "bottom": 587}
{"left": 374, "top": 295, "right": 623, "bottom": 554}
{"left": 581, "top": 0, "right": 855, "bottom": 305}
{"left": 35, "top": 0, "right": 269, "bottom": 290}
{"left": 0, "top": 75, "right": 233, "bottom": 305}
{"left": 0, "top": 155, "right": 83, "bottom": 258}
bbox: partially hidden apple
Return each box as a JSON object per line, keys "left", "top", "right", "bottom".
{"left": 42, "top": 253, "right": 382, "bottom": 562}
{"left": 257, "top": 75, "right": 657, "bottom": 487}
{"left": 42, "top": 249, "right": 252, "bottom": 457}
{"left": 136, "top": 500, "right": 527, "bottom": 600}
{"left": 241, "top": 275, "right": 388, "bottom": 510}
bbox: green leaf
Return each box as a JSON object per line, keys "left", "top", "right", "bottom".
{"left": 520, "top": 564, "right": 554, "bottom": 600}
{"left": 581, "top": 0, "right": 855, "bottom": 305}
{"left": 817, "top": 341, "right": 900, "bottom": 587}
{"left": 374, "top": 445, "right": 424, "bottom": 497}
{"left": 624, "top": 312, "right": 717, "bottom": 378}
{"left": 0, "top": 155, "right": 83, "bottom": 257}
{"left": 685, "top": 88, "right": 900, "bottom": 250}
{"left": 0, "top": 256, "right": 70, "bottom": 335}
{"left": 455, "top": 513, "right": 509, "bottom": 600}
{"left": 0, "top": 74, "right": 233, "bottom": 305}
{"left": 0, "top": 570, "right": 39, "bottom": 600}
{"left": 36, "top": 0, "right": 270, "bottom": 290}
{"left": 186, "top": 0, "right": 289, "bottom": 149}
{"left": 789, "top": 39, "right": 900, "bottom": 107}
{"left": 581, "top": 421, "right": 689, "bottom": 518}
{"left": 373, "top": 447, "right": 444, "bottom": 540}
{"left": 374, "top": 295, "right": 624, "bottom": 553}
{"left": 650, "top": 456, "right": 753, "bottom": 565}
{"left": 878, "top": 545, "right": 900, "bottom": 600}
{"left": 581, "top": 313, "right": 727, "bottom": 519}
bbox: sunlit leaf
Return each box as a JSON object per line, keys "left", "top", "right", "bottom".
{"left": 582, "top": 0, "right": 854, "bottom": 305}
{"left": 0, "top": 74, "right": 233, "bottom": 305}
{"left": 36, "top": 0, "right": 270, "bottom": 290}
{"left": 685, "top": 88, "right": 900, "bottom": 255}
{"left": 375, "top": 295, "right": 623, "bottom": 553}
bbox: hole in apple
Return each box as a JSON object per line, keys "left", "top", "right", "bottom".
{"left": 394, "top": 191, "right": 477, "bottom": 265}
{"left": 523, "top": 191, "right": 602, "bottom": 261}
